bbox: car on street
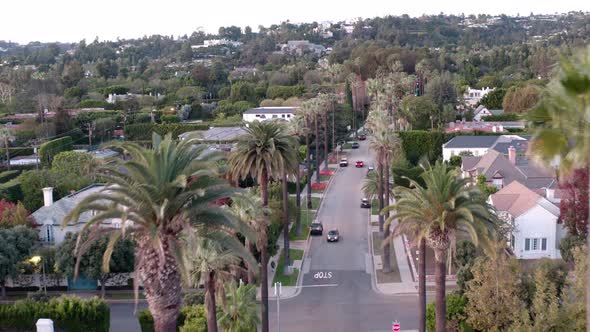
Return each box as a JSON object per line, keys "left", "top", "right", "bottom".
{"left": 367, "top": 165, "right": 374, "bottom": 172}
{"left": 358, "top": 134, "right": 367, "bottom": 140}
{"left": 351, "top": 142, "right": 360, "bottom": 149}
{"left": 355, "top": 160, "right": 364, "bottom": 168}
{"left": 339, "top": 158, "right": 348, "bottom": 167}
{"left": 310, "top": 222, "right": 323, "bottom": 235}
{"left": 326, "top": 229, "right": 340, "bottom": 242}
{"left": 361, "top": 198, "right": 371, "bottom": 208}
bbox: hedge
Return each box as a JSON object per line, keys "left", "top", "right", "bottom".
{"left": 426, "top": 294, "right": 472, "bottom": 332}
{"left": 0, "top": 170, "right": 21, "bottom": 183}
{"left": 0, "top": 296, "right": 110, "bottom": 332}
{"left": 0, "top": 178, "right": 23, "bottom": 202}
{"left": 39, "top": 136, "right": 73, "bottom": 166}
{"left": 398, "top": 131, "right": 451, "bottom": 165}
{"left": 138, "top": 305, "right": 206, "bottom": 332}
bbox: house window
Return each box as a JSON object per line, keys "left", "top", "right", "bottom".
{"left": 282, "top": 114, "right": 285, "bottom": 118}
{"left": 287, "top": 114, "right": 291, "bottom": 118}
{"left": 272, "top": 115, "right": 278, "bottom": 118}
{"left": 510, "top": 234, "right": 515, "bottom": 249}
{"left": 46, "top": 225, "right": 54, "bottom": 243}
{"left": 493, "top": 178, "right": 503, "bottom": 189}
{"left": 524, "top": 237, "right": 547, "bottom": 251}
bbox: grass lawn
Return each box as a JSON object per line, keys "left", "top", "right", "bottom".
{"left": 289, "top": 208, "right": 316, "bottom": 240}
{"left": 289, "top": 196, "right": 320, "bottom": 210}
{"left": 273, "top": 249, "right": 303, "bottom": 286}
{"left": 372, "top": 232, "right": 401, "bottom": 283}
{"left": 371, "top": 199, "right": 379, "bottom": 215}
{"left": 342, "top": 143, "right": 352, "bottom": 149}
{"left": 320, "top": 174, "right": 332, "bottom": 182}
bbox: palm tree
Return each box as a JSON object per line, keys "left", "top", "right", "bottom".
{"left": 527, "top": 46, "right": 590, "bottom": 329}
{"left": 319, "top": 94, "right": 333, "bottom": 171}
{"left": 228, "top": 121, "right": 296, "bottom": 332}
{"left": 383, "top": 161, "right": 497, "bottom": 332}
{"left": 63, "top": 133, "right": 253, "bottom": 331}
{"left": 280, "top": 134, "right": 300, "bottom": 268}
{"left": 218, "top": 282, "right": 260, "bottom": 332}
{"left": 0, "top": 126, "right": 13, "bottom": 170}
{"left": 313, "top": 100, "right": 322, "bottom": 184}
{"left": 299, "top": 100, "right": 315, "bottom": 209}
{"left": 289, "top": 115, "right": 307, "bottom": 235}
{"left": 183, "top": 234, "right": 253, "bottom": 332}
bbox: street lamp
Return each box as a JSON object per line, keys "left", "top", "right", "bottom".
{"left": 28, "top": 256, "right": 46, "bottom": 294}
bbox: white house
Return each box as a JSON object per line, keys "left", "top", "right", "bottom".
{"left": 31, "top": 185, "right": 123, "bottom": 245}
{"left": 242, "top": 107, "right": 297, "bottom": 123}
{"left": 442, "top": 134, "right": 528, "bottom": 161}
{"left": 490, "top": 181, "right": 565, "bottom": 259}
{"left": 464, "top": 87, "right": 494, "bottom": 107}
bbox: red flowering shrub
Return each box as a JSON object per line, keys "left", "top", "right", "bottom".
{"left": 311, "top": 182, "right": 327, "bottom": 191}
{"left": 0, "top": 199, "right": 35, "bottom": 228}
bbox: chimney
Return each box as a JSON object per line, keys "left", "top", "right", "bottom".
{"left": 508, "top": 146, "right": 516, "bottom": 165}
{"left": 42, "top": 187, "right": 54, "bottom": 207}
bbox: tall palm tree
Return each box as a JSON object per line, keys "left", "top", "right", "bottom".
{"left": 228, "top": 121, "right": 296, "bottom": 332}
{"left": 319, "top": 94, "right": 333, "bottom": 171}
{"left": 290, "top": 115, "right": 307, "bottom": 235}
{"left": 527, "top": 46, "right": 590, "bottom": 329}
{"left": 312, "top": 100, "right": 322, "bottom": 184}
{"left": 383, "top": 161, "right": 497, "bottom": 332}
{"left": 299, "top": 100, "right": 315, "bottom": 209}
{"left": 218, "top": 282, "right": 260, "bottom": 332}
{"left": 63, "top": 133, "right": 253, "bottom": 331}
{"left": 280, "top": 133, "right": 300, "bottom": 268}
{"left": 183, "top": 234, "right": 253, "bottom": 332}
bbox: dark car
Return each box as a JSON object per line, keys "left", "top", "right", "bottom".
{"left": 310, "top": 222, "right": 323, "bottom": 235}
{"left": 355, "top": 160, "right": 364, "bottom": 168}
{"left": 327, "top": 229, "right": 340, "bottom": 242}
{"left": 358, "top": 134, "right": 367, "bottom": 140}
{"left": 351, "top": 142, "right": 360, "bottom": 149}
{"left": 361, "top": 198, "right": 371, "bottom": 208}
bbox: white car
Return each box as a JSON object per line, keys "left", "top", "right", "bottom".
{"left": 339, "top": 158, "right": 348, "bottom": 167}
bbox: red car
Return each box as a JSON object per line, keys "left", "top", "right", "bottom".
{"left": 355, "top": 161, "right": 364, "bottom": 168}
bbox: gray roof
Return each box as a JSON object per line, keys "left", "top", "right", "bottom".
{"left": 243, "top": 107, "right": 297, "bottom": 115}
{"left": 32, "top": 184, "right": 105, "bottom": 226}
{"left": 490, "top": 109, "right": 504, "bottom": 116}
{"left": 178, "top": 127, "right": 245, "bottom": 141}
{"left": 444, "top": 136, "right": 499, "bottom": 148}
{"left": 492, "top": 140, "right": 529, "bottom": 155}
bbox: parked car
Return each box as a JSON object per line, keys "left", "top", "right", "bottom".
{"left": 327, "top": 229, "right": 340, "bottom": 242}
{"left": 367, "top": 165, "right": 374, "bottom": 173}
{"left": 310, "top": 222, "right": 323, "bottom": 235}
{"left": 361, "top": 198, "right": 371, "bottom": 208}
{"left": 351, "top": 142, "right": 360, "bottom": 149}
{"left": 355, "top": 160, "right": 364, "bottom": 168}
{"left": 339, "top": 158, "right": 348, "bottom": 167}
{"left": 358, "top": 134, "right": 367, "bottom": 140}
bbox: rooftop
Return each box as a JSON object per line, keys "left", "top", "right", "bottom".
{"left": 243, "top": 107, "right": 298, "bottom": 115}
{"left": 32, "top": 184, "right": 105, "bottom": 226}
{"left": 490, "top": 181, "right": 558, "bottom": 218}
{"left": 443, "top": 135, "right": 500, "bottom": 148}
{"left": 178, "top": 126, "right": 245, "bottom": 142}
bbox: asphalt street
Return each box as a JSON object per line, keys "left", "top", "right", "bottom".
{"left": 269, "top": 140, "right": 419, "bottom": 332}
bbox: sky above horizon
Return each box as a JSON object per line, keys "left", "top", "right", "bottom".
{"left": 1, "top": 0, "right": 589, "bottom": 44}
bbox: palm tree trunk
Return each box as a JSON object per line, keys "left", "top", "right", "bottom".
{"left": 315, "top": 114, "right": 320, "bottom": 184}
{"left": 382, "top": 157, "right": 391, "bottom": 273}
{"left": 323, "top": 112, "right": 329, "bottom": 171}
{"left": 586, "top": 166, "right": 590, "bottom": 332}
{"left": 295, "top": 166, "right": 302, "bottom": 235}
{"left": 434, "top": 249, "right": 447, "bottom": 332}
{"left": 205, "top": 270, "right": 218, "bottom": 332}
{"left": 377, "top": 152, "right": 384, "bottom": 234}
{"left": 419, "top": 239, "right": 426, "bottom": 332}
{"left": 246, "top": 239, "right": 256, "bottom": 284}
{"left": 140, "top": 244, "right": 182, "bottom": 332}
{"left": 259, "top": 172, "right": 270, "bottom": 332}
{"left": 282, "top": 169, "right": 290, "bottom": 267}
{"left": 305, "top": 119, "right": 312, "bottom": 209}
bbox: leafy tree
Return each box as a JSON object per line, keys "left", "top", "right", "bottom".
{"left": 229, "top": 82, "right": 256, "bottom": 104}
{"left": 0, "top": 200, "right": 33, "bottom": 228}
{"left": 503, "top": 85, "right": 539, "bottom": 113}
{"left": 55, "top": 232, "right": 134, "bottom": 297}
{"left": 476, "top": 174, "right": 498, "bottom": 197}
{"left": 0, "top": 226, "right": 38, "bottom": 298}
{"left": 559, "top": 246, "right": 587, "bottom": 331}
{"left": 52, "top": 151, "right": 97, "bottom": 178}
{"left": 560, "top": 234, "right": 586, "bottom": 263}
{"left": 63, "top": 133, "right": 255, "bottom": 331}
{"left": 400, "top": 95, "right": 437, "bottom": 130}
{"left": 18, "top": 170, "right": 54, "bottom": 211}
{"left": 425, "top": 72, "right": 458, "bottom": 111}
{"left": 465, "top": 256, "right": 524, "bottom": 331}
{"left": 558, "top": 168, "right": 589, "bottom": 237}
{"left": 218, "top": 282, "right": 260, "bottom": 332}
{"left": 479, "top": 88, "right": 506, "bottom": 109}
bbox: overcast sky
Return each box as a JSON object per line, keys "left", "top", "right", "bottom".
{"left": 1, "top": 0, "right": 589, "bottom": 44}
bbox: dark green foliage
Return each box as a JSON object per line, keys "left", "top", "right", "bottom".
{"left": 397, "top": 131, "right": 452, "bottom": 165}
{"left": 0, "top": 178, "right": 23, "bottom": 202}
{"left": 138, "top": 305, "right": 206, "bottom": 332}
{"left": 77, "top": 100, "right": 115, "bottom": 110}
{"left": 0, "top": 170, "right": 21, "bottom": 183}
{"left": 6, "top": 147, "right": 35, "bottom": 157}
{"left": 560, "top": 234, "right": 586, "bottom": 263}
{"left": 392, "top": 166, "right": 425, "bottom": 188}
{"left": 0, "top": 296, "right": 110, "bottom": 332}
{"left": 17, "top": 170, "right": 54, "bottom": 211}
{"left": 449, "top": 155, "right": 463, "bottom": 168}
{"left": 38, "top": 136, "right": 73, "bottom": 166}
{"left": 426, "top": 294, "right": 472, "bottom": 332}
{"left": 161, "top": 114, "right": 181, "bottom": 123}
{"left": 481, "top": 113, "right": 520, "bottom": 122}
{"left": 102, "top": 85, "right": 129, "bottom": 96}
{"left": 74, "top": 111, "right": 121, "bottom": 127}
{"left": 183, "top": 291, "right": 205, "bottom": 305}
{"left": 266, "top": 85, "right": 305, "bottom": 100}
{"left": 478, "top": 88, "right": 506, "bottom": 109}
{"left": 455, "top": 241, "right": 479, "bottom": 268}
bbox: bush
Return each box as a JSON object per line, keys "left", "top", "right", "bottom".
{"left": 481, "top": 113, "right": 520, "bottom": 122}
{"left": 161, "top": 114, "right": 181, "bottom": 123}
{"left": 266, "top": 85, "right": 305, "bottom": 100}
{"left": 183, "top": 291, "right": 205, "bottom": 306}
{"left": 0, "top": 170, "right": 21, "bottom": 183}
{"left": 39, "top": 136, "right": 73, "bottom": 166}
{"left": 0, "top": 178, "right": 23, "bottom": 202}
{"left": 398, "top": 131, "right": 451, "bottom": 165}
{"left": 0, "top": 296, "right": 110, "bottom": 332}
{"left": 559, "top": 234, "right": 586, "bottom": 263}
{"left": 138, "top": 305, "right": 206, "bottom": 332}
{"left": 426, "top": 294, "right": 472, "bottom": 332}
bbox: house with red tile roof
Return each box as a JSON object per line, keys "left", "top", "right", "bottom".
{"left": 489, "top": 181, "right": 565, "bottom": 259}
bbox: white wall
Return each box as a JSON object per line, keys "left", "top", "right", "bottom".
{"left": 242, "top": 113, "right": 293, "bottom": 123}
{"left": 513, "top": 204, "right": 561, "bottom": 259}
{"left": 443, "top": 147, "right": 489, "bottom": 161}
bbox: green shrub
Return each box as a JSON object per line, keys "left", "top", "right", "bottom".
{"left": 138, "top": 305, "right": 206, "bottom": 332}
{"left": 183, "top": 291, "right": 205, "bottom": 306}
{"left": 0, "top": 170, "right": 21, "bottom": 183}
{"left": 266, "top": 85, "right": 305, "bottom": 99}
{"left": 161, "top": 114, "right": 181, "bottom": 123}
{"left": 78, "top": 100, "right": 115, "bottom": 110}
{"left": 39, "top": 136, "right": 73, "bottom": 166}
{"left": 426, "top": 294, "right": 472, "bottom": 332}
{"left": 0, "top": 296, "right": 109, "bottom": 332}
{"left": 0, "top": 178, "right": 23, "bottom": 202}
